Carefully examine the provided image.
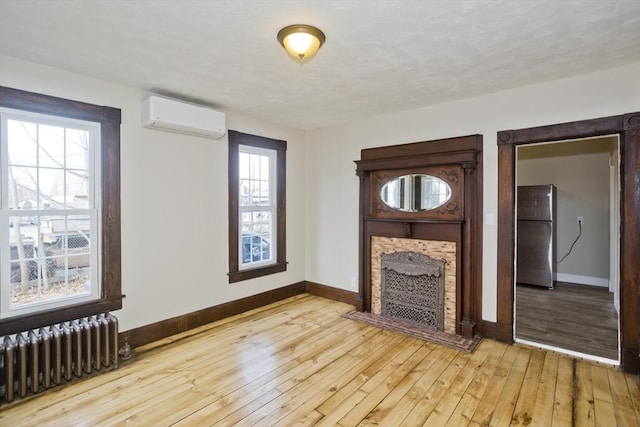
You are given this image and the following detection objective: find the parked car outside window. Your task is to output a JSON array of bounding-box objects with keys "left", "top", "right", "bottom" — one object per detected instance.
[
  {"left": 241, "top": 232, "right": 271, "bottom": 264},
  {"left": 43, "top": 232, "right": 91, "bottom": 273}
]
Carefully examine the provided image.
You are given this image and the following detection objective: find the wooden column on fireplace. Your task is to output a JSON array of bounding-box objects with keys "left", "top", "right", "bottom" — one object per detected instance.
[{"left": 355, "top": 135, "right": 483, "bottom": 338}]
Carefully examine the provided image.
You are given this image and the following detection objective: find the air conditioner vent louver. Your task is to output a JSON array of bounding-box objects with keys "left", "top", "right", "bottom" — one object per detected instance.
[{"left": 141, "top": 96, "right": 226, "bottom": 139}]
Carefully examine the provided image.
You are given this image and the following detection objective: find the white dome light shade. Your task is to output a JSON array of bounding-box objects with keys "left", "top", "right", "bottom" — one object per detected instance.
[{"left": 277, "top": 24, "right": 326, "bottom": 64}]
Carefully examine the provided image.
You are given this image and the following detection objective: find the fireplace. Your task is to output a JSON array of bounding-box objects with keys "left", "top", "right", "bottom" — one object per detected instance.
[
  {"left": 381, "top": 251, "right": 445, "bottom": 330},
  {"left": 371, "top": 237, "right": 457, "bottom": 335},
  {"left": 355, "top": 135, "right": 483, "bottom": 338}
]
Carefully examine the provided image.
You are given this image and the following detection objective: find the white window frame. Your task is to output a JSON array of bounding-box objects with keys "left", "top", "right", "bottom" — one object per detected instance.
[
  {"left": 0, "top": 108, "right": 101, "bottom": 318},
  {"left": 238, "top": 144, "right": 277, "bottom": 270}
]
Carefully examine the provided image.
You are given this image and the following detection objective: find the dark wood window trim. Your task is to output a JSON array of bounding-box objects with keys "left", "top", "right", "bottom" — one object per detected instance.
[
  {"left": 0, "top": 86, "right": 122, "bottom": 336},
  {"left": 496, "top": 112, "right": 640, "bottom": 374},
  {"left": 228, "top": 130, "right": 287, "bottom": 283}
]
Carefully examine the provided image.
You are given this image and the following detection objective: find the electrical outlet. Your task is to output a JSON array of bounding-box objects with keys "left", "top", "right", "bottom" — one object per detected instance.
[
  {"left": 577, "top": 216, "right": 584, "bottom": 224},
  {"left": 350, "top": 277, "right": 358, "bottom": 290}
]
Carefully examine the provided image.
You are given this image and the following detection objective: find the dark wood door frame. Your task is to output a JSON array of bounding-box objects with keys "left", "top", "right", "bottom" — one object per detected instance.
[{"left": 496, "top": 112, "right": 640, "bottom": 374}]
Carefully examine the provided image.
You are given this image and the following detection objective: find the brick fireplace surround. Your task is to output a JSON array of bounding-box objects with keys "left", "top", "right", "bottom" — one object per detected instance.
[{"left": 371, "top": 237, "right": 456, "bottom": 335}]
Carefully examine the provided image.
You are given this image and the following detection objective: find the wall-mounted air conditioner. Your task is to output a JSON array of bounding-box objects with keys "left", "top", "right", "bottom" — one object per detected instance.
[{"left": 141, "top": 96, "right": 226, "bottom": 139}]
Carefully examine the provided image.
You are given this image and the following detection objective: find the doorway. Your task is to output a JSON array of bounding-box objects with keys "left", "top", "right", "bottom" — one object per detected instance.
[
  {"left": 495, "top": 112, "right": 640, "bottom": 375},
  {"left": 514, "top": 136, "right": 620, "bottom": 363}
]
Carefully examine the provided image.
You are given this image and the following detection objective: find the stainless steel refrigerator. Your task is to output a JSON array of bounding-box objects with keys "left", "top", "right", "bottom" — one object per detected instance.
[{"left": 516, "top": 184, "right": 556, "bottom": 289}]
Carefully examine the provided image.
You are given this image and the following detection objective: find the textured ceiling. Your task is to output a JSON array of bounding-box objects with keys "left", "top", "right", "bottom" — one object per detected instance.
[{"left": 0, "top": 0, "right": 638, "bottom": 130}]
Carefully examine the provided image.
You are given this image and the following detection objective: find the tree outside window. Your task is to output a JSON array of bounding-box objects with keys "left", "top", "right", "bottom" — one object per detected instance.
[
  {"left": 0, "top": 86, "right": 121, "bottom": 334},
  {"left": 2, "top": 110, "right": 100, "bottom": 317}
]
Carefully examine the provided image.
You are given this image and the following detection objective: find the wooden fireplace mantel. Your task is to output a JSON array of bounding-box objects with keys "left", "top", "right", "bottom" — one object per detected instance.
[{"left": 355, "top": 135, "right": 483, "bottom": 338}]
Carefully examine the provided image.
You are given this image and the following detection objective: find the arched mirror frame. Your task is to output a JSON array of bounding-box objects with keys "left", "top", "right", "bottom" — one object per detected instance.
[{"left": 496, "top": 112, "right": 640, "bottom": 374}]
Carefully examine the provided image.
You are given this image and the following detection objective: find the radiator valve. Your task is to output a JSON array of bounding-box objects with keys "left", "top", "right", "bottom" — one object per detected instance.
[{"left": 119, "top": 338, "right": 132, "bottom": 360}]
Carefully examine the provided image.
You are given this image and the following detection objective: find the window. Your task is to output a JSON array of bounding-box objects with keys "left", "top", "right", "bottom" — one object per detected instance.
[
  {"left": 239, "top": 145, "right": 275, "bottom": 268},
  {"left": 228, "top": 130, "right": 286, "bottom": 282},
  {"left": 0, "top": 86, "right": 121, "bottom": 334},
  {"left": 1, "top": 110, "right": 100, "bottom": 317}
]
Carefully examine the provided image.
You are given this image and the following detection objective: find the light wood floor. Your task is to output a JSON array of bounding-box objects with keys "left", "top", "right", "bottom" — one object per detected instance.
[
  {"left": 1, "top": 294, "right": 638, "bottom": 426},
  {"left": 516, "top": 282, "right": 619, "bottom": 360}
]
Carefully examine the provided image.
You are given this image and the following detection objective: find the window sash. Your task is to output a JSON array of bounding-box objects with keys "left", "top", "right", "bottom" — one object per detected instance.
[
  {"left": 238, "top": 145, "right": 277, "bottom": 270},
  {"left": 0, "top": 108, "right": 102, "bottom": 318}
]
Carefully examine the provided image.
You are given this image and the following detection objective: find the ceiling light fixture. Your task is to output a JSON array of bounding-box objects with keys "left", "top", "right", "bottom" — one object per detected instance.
[{"left": 277, "top": 24, "right": 326, "bottom": 64}]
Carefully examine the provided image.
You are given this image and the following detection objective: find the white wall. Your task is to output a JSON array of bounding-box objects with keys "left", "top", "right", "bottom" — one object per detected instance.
[
  {"left": 305, "top": 62, "right": 640, "bottom": 322},
  {"left": 0, "top": 54, "right": 307, "bottom": 332},
  {"left": 2, "top": 52, "right": 638, "bottom": 330}
]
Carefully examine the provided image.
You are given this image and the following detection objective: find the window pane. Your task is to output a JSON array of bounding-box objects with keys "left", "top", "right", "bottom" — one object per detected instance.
[
  {"left": 241, "top": 211, "right": 251, "bottom": 225},
  {"left": 8, "top": 213, "right": 93, "bottom": 310},
  {"left": 240, "top": 152, "right": 271, "bottom": 208},
  {"left": 239, "top": 152, "right": 249, "bottom": 179},
  {"left": 239, "top": 178, "right": 250, "bottom": 206},
  {"left": 249, "top": 180, "right": 261, "bottom": 205},
  {"left": 7, "top": 119, "right": 37, "bottom": 167},
  {"left": 38, "top": 168, "right": 59, "bottom": 209},
  {"left": 38, "top": 124, "right": 65, "bottom": 168},
  {"left": 240, "top": 208, "right": 272, "bottom": 266},
  {"left": 252, "top": 210, "right": 271, "bottom": 227},
  {"left": 7, "top": 120, "right": 92, "bottom": 211},
  {"left": 240, "top": 230, "right": 271, "bottom": 265},
  {"left": 65, "top": 169, "right": 90, "bottom": 209},
  {"left": 8, "top": 233, "right": 37, "bottom": 285},
  {"left": 260, "top": 156, "right": 269, "bottom": 181},
  {"left": 8, "top": 165, "right": 38, "bottom": 210},
  {"left": 65, "top": 128, "right": 90, "bottom": 169},
  {"left": 249, "top": 154, "right": 261, "bottom": 180},
  {"left": 2, "top": 108, "right": 101, "bottom": 317},
  {"left": 39, "top": 167, "right": 63, "bottom": 208},
  {"left": 260, "top": 181, "right": 270, "bottom": 202}
]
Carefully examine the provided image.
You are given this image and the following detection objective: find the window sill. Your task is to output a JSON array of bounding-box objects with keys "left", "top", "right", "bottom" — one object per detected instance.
[
  {"left": 228, "top": 262, "right": 287, "bottom": 283},
  {"left": 0, "top": 296, "right": 123, "bottom": 336}
]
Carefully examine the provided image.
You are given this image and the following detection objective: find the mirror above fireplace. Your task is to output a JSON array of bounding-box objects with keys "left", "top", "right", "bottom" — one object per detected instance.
[{"left": 380, "top": 174, "right": 452, "bottom": 212}]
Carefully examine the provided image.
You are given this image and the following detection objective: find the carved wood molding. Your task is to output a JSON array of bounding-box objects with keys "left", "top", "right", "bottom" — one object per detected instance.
[
  {"left": 356, "top": 134, "right": 483, "bottom": 339},
  {"left": 370, "top": 166, "right": 464, "bottom": 221}
]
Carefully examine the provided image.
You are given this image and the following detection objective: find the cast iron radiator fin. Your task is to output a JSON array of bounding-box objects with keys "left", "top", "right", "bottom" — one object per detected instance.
[{"left": 0, "top": 313, "right": 118, "bottom": 404}]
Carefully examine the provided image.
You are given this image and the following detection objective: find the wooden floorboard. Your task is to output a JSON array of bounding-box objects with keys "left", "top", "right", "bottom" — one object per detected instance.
[
  {"left": 516, "top": 281, "right": 619, "bottom": 360},
  {"left": 1, "top": 294, "right": 637, "bottom": 426}
]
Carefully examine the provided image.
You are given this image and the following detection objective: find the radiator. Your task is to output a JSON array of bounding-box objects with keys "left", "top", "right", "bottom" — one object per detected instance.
[{"left": 0, "top": 313, "right": 118, "bottom": 404}]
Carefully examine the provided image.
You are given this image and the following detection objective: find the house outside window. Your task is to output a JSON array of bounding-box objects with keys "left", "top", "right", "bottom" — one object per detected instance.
[
  {"left": 1, "top": 109, "right": 101, "bottom": 318},
  {"left": 228, "top": 130, "right": 286, "bottom": 283},
  {"left": 0, "top": 86, "right": 121, "bottom": 335}
]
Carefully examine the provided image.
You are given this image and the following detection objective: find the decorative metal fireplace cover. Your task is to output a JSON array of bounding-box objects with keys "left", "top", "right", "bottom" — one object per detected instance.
[{"left": 381, "top": 251, "right": 445, "bottom": 330}]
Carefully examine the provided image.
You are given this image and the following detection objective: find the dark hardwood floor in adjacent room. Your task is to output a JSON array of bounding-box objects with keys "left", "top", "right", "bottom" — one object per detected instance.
[{"left": 516, "top": 281, "right": 619, "bottom": 360}]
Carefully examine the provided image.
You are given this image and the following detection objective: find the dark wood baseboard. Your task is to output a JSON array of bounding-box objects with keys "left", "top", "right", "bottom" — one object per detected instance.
[
  {"left": 119, "top": 281, "right": 361, "bottom": 350},
  {"left": 119, "top": 279, "right": 496, "bottom": 352},
  {"left": 479, "top": 320, "right": 497, "bottom": 340},
  {"left": 120, "top": 282, "right": 306, "bottom": 350},
  {"left": 304, "top": 281, "right": 360, "bottom": 307}
]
